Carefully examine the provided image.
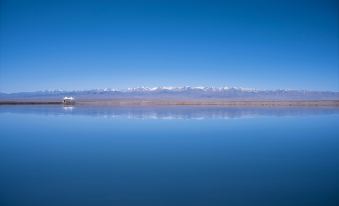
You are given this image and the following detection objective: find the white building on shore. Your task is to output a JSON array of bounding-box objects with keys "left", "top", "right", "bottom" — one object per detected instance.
[{"left": 63, "top": 97, "right": 75, "bottom": 105}]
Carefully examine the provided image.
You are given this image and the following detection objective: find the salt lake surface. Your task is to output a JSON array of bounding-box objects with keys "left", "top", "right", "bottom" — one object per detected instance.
[{"left": 1, "top": 105, "right": 339, "bottom": 206}]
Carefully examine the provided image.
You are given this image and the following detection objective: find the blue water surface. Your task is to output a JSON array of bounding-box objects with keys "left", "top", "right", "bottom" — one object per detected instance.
[{"left": 0, "top": 105, "right": 339, "bottom": 206}]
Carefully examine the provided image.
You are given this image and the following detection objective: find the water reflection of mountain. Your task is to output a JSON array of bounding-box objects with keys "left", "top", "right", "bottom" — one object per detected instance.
[{"left": 1, "top": 105, "right": 339, "bottom": 120}]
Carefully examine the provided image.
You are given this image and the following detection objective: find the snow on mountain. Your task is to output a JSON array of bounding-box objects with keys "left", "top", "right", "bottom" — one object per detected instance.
[{"left": 122, "top": 86, "right": 257, "bottom": 92}]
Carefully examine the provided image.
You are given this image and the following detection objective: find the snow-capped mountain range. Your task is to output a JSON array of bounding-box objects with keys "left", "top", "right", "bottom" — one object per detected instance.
[{"left": 1, "top": 86, "right": 339, "bottom": 100}]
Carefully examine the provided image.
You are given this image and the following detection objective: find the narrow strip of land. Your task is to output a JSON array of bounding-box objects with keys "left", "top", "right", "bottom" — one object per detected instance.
[
  {"left": 1, "top": 99, "right": 339, "bottom": 107},
  {"left": 0, "top": 101, "right": 62, "bottom": 105}
]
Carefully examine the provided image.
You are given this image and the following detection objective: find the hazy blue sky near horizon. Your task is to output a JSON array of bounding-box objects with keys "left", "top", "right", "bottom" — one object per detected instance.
[{"left": 0, "top": 0, "right": 338, "bottom": 92}]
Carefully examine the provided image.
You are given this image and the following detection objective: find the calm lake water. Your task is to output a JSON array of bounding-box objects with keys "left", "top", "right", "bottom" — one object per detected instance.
[{"left": 1, "top": 105, "right": 339, "bottom": 206}]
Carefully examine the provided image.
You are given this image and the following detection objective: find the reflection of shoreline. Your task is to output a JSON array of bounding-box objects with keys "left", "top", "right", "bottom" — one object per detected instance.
[{"left": 1, "top": 105, "right": 339, "bottom": 120}]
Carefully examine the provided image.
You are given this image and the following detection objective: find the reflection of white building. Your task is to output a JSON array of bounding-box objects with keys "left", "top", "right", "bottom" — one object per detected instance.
[
  {"left": 63, "top": 97, "right": 75, "bottom": 105},
  {"left": 63, "top": 106, "right": 74, "bottom": 111}
]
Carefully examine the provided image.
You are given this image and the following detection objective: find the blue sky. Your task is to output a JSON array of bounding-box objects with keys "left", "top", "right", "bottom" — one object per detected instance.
[{"left": 0, "top": 0, "right": 338, "bottom": 92}]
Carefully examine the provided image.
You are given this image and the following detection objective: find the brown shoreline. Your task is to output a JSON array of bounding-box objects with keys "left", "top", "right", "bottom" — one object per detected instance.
[
  {"left": 1, "top": 99, "right": 339, "bottom": 107},
  {"left": 0, "top": 101, "right": 62, "bottom": 105}
]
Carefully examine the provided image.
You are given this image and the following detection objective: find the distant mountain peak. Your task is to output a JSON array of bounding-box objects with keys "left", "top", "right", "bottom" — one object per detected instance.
[{"left": 1, "top": 86, "right": 338, "bottom": 101}]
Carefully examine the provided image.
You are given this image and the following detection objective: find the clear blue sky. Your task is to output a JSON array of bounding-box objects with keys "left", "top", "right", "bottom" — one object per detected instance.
[{"left": 0, "top": 0, "right": 338, "bottom": 92}]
